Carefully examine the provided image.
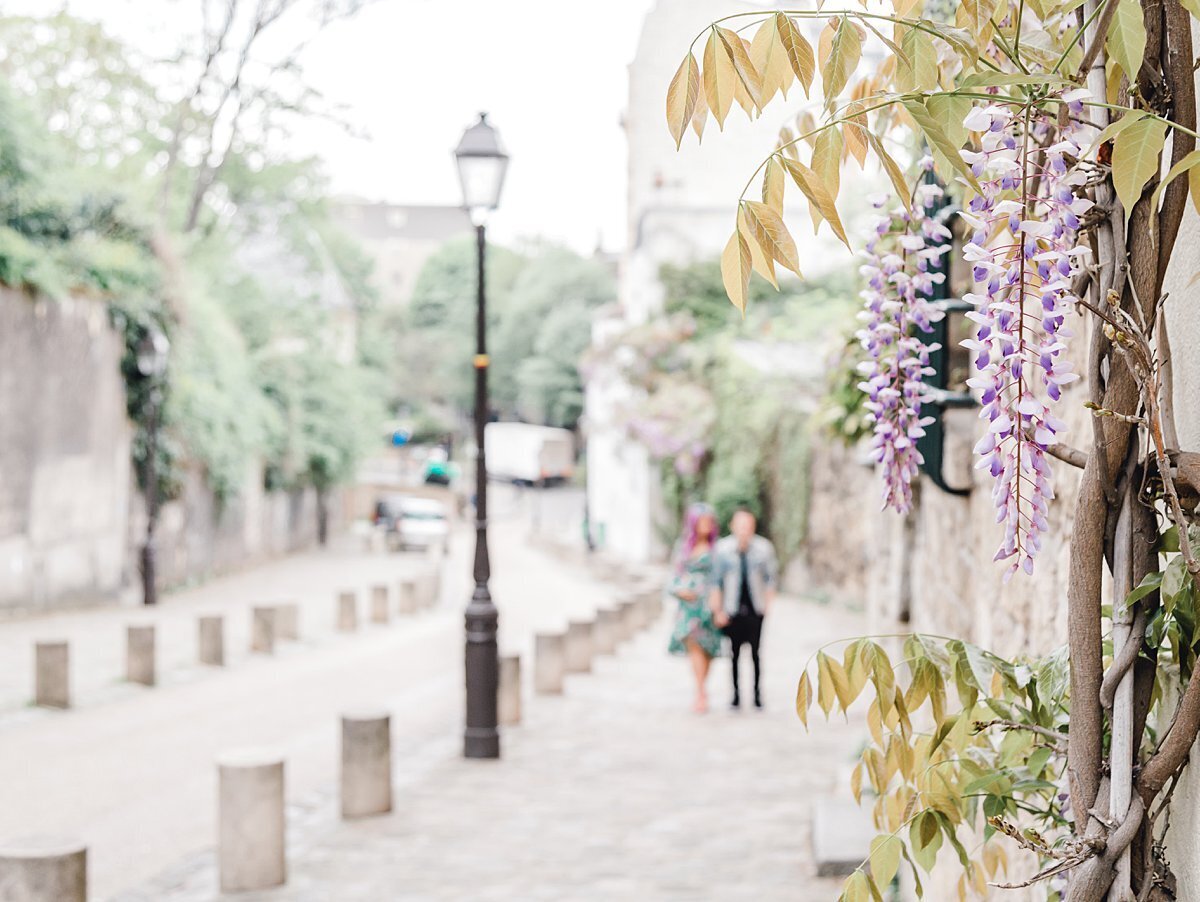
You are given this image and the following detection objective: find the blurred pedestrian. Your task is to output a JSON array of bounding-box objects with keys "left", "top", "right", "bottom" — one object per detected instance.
[
  {"left": 667, "top": 503, "right": 722, "bottom": 714},
  {"left": 710, "top": 508, "right": 777, "bottom": 710}
]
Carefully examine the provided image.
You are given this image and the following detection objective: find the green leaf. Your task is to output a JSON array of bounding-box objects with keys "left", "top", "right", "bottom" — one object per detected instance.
[
  {"left": 869, "top": 835, "right": 902, "bottom": 887},
  {"left": 843, "top": 870, "right": 873, "bottom": 902},
  {"left": 1163, "top": 556, "right": 1189, "bottom": 611},
  {"left": 1112, "top": 116, "right": 1167, "bottom": 220},
  {"left": 1181, "top": 0, "right": 1200, "bottom": 19},
  {"left": 960, "top": 71, "right": 1072, "bottom": 89},
  {"left": 1107, "top": 0, "right": 1148, "bottom": 81},
  {"left": 902, "top": 98, "right": 979, "bottom": 191},
  {"left": 817, "top": 651, "right": 838, "bottom": 715},
  {"left": 898, "top": 27, "right": 938, "bottom": 92},
  {"left": 822, "top": 16, "right": 862, "bottom": 102},
  {"left": 1086, "top": 109, "right": 1149, "bottom": 156},
  {"left": 1160, "top": 525, "right": 1181, "bottom": 553},
  {"left": 910, "top": 811, "right": 943, "bottom": 871},
  {"left": 1123, "top": 570, "right": 1164, "bottom": 611}
]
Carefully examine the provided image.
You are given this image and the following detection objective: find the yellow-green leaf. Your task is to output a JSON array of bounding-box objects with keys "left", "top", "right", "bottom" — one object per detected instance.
[
  {"left": 716, "top": 25, "right": 763, "bottom": 112},
  {"left": 866, "top": 132, "right": 910, "bottom": 201},
  {"left": 843, "top": 101, "right": 869, "bottom": 168},
  {"left": 902, "top": 99, "right": 979, "bottom": 190},
  {"left": 843, "top": 870, "right": 872, "bottom": 902},
  {"left": 816, "top": 651, "right": 837, "bottom": 716},
  {"left": 738, "top": 205, "right": 778, "bottom": 287},
  {"left": 703, "top": 28, "right": 736, "bottom": 128},
  {"left": 742, "top": 200, "right": 802, "bottom": 275},
  {"left": 781, "top": 157, "right": 850, "bottom": 247},
  {"left": 762, "top": 155, "right": 786, "bottom": 210},
  {"left": 776, "top": 13, "right": 816, "bottom": 97},
  {"left": 1107, "top": 0, "right": 1147, "bottom": 81},
  {"left": 665, "top": 53, "right": 701, "bottom": 150},
  {"left": 870, "top": 835, "right": 902, "bottom": 888},
  {"left": 720, "top": 226, "right": 752, "bottom": 312},
  {"left": 1151, "top": 148, "right": 1200, "bottom": 213},
  {"left": 1181, "top": 0, "right": 1200, "bottom": 20},
  {"left": 751, "top": 14, "right": 793, "bottom": 105},
  {"left": 1112, "top": 115, "right": 1167, "bottom": 219},
  {"left": 796, "top": 669, "right": 813, "bottom": 726},
  {"left": 955, "top": 0, "right": 999, "bottom": 40},
  {"left": 812, "top": 125, "right": 843, "bottom": 200},
  {"left": 897, "top": 26, "right": 938, "bottom": 92},
  {"left": 820, "top": 17, "right": 862, "bottom": 103},
  {"left": 1085, "top": 108, "right": 1147, "bottom": 155}
]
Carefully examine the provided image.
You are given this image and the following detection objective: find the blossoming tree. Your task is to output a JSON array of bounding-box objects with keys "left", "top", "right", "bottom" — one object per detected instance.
[{"left": 665, "top": 3, "right": 1200, "bottom": 899}]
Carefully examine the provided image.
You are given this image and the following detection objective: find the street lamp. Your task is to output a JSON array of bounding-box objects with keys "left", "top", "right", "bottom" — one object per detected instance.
[
  {"left": 454, "top": 112, "right": 508, "bottom": 760},
  {"left": 136, "top": 325, "right": 170, "bottom": 606}
]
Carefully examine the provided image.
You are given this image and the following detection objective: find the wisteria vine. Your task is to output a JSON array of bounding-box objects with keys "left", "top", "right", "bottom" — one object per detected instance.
[
  {"left": 958, "top": 95, "right": 1091, "bottom": 576},
  {"left": 857, "top": 95, "right": 1091, "bottom": 576},
  {"left": 856, "top": 163, "right": 952, "bottom": 514}
]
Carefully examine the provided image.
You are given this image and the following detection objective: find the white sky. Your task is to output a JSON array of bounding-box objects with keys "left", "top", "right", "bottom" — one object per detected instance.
[{"left": 15, "top": 0, "right": 658, "bottom": 252}]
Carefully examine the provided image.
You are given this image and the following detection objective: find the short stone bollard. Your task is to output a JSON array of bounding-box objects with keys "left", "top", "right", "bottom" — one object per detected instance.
[
  {"left": 397, "top": 579, "right": 418, "bottom": 615},
  {"left": 498, "top": 654, "right": 521, "bottom": 726},
  {"left": 618, "top": 599, "right": 639, "bottom": 642},
  {"left": 275, "top": 603, "right": 300, "bottom": 641},
  {"left": 593, "top": 609, "right": 619, "bottom": 655},
  {"left": 34, "top": 641, "right": 70, "bottom": 709},
  {"left": 370, "top": 585, "right": 390, "bottom": 624},
  {"left": 198, "top": 616, "right": 225, "bottom": 666},
  {"left": 564, "top": 620, "right": 594, "bottom": 674},
  {"left": 126, "top": 625, "right": 156, "bottom": 687},
  {"left": 638, "top": 592, "right": 660, "bottom": 629},
  {"left": 337, "top": 591, "right": 358, "bottom": 632},
  {"left": 340, "top": 712, "right": 392, "bottom": 819},
  {"left": 0, "top": 836, "right": 87, "bottom": 901},
  {"left": 534, "top": 632, "right": 566, "bottom": 695},
  {"left": 217, "top": 750, "right": 286, "bottom": 892},
  {"left": 427, "top": 568, "right": 442, "bottom": 608},
  {"left": 251, "top": 606, "right": 276, "bottom": 655}
]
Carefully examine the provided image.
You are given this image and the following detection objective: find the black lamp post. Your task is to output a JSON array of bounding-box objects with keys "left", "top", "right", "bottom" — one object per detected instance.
[
  {"left": 136, "top": 325, "right": 170, "bottom": 606},
  {"left": 454, "top": 112, "right": 509, "bottom": 760}
]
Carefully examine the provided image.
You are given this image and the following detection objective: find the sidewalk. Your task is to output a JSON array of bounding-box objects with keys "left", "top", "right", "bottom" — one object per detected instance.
[
  {"left": 0, "top": 535, "right": 441, "bottom": 718},
  {"left": 127, "top": 553, "right": 869, "bottom": 901}
]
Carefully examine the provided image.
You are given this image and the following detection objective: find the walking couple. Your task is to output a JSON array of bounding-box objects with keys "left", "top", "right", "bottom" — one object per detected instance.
[{"left": 667, "top": 502, "right": 778, "bottom": 714}]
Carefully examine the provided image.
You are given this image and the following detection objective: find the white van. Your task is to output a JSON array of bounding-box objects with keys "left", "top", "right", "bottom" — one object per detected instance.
[{"left": 484, "top": 422, "right": 574, "bottom": 486}]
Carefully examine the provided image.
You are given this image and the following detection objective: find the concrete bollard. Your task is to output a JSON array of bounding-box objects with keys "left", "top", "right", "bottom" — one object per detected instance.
[
  {"left": 198, "top": 616, "right": 225, "bottom": 666},
  {"left": 340, "top": 712, "right": 392, "bottom": 819},
  {"left": 499, "top": 654, "right": 521, "bottom": 726},
  {"left": 126, "top": 625, "right": 156, "bottom": 687},
  {"left": 275, "top": 603, "right": 299, "bottom": 641},
  {"left": 217, "top": 750, "right": 286, "bottom": 892},
  {"left": 534, "top": 632, "right": 566, "bottom": 695},
  {"left": 337, "top": 591, "right": 358, "bottom": 632},
  {"left": 0, "top": 837, "right": 87, "bottom": 901},
  {"left": 34, "top": 641, "right": 70, "bottom": 709},
  {"left": 618, "top": 599, "right": 638, "bottom": 642},
  {"left": 564, "top": 620, "right": 594, "bottom": 674},
  {"left": 251, "top": 607, "right": 276, "bottom": 654},
  {"left": 397, "top": 579, "right": 418, "bottom": 615},
  {"left": 370, "top": 585, "right": 390, "bottom": 624},
  {"left": 593, "top": 609, "right": 619, "bottom": 655},
  {"left": 427, "top": 568, "right": 442, "bottom": 608}
]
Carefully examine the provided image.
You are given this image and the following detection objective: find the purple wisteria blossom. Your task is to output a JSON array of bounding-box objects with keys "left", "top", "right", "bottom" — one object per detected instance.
[
  {"left": 856, "top": 167, "right": 953, "bottom": 514},
  {"left": 958, "top": 94, "right": 1092, "bottom": 577}
]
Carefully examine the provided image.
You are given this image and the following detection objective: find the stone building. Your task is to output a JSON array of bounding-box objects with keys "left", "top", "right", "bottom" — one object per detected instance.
[
  {"left": 331, "top": 201, "right": 472, "bottom": 308},
  {"left": 584, "top": 0, "right": 848, "bottom": 563}
]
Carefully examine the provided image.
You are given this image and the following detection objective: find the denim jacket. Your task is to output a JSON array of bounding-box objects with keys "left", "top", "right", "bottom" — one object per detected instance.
[{"left": 712, "top": 535, "right": 778, "bottom": 616}]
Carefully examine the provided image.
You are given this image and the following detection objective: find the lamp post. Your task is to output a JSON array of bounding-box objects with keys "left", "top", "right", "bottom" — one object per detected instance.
[
  {"left": 454, "top": 112, "right": 509, "bottom": 759},
  {"left": 136, "top": 325, "right": 170, "bottom": 606}
]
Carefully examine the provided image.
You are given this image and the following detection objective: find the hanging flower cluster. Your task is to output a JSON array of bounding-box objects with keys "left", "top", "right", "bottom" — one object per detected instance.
[
  {"left": 958, "top": 95, "right": 1091, "bottom": 576},
  {"left": 856, "top": 167, "right": 953, "bottom": 514}
]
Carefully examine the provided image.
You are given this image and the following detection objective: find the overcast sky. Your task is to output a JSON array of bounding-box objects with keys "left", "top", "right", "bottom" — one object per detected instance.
[{"left": 14, "top": 0, "right": 657, "bottom": 252}]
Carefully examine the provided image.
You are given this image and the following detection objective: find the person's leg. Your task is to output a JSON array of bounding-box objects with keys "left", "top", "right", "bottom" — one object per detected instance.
[
  {"left": 729, "top": 620, "right": 743, "bottom": 707},
  {"left": 749, "top": 615, "right": 764, "bottom": 707},
  {"left": 686, "top": 640, "right": 708, "bottom": 712}
]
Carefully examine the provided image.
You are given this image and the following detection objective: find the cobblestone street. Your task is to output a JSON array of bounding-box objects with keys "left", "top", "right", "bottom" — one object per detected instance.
[{"left": 123, "top": 521, "right": 868, "bottom": 900}]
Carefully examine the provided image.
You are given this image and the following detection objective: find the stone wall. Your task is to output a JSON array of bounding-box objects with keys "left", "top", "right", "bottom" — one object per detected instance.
[
  {"left": 0, "top": 288, "right": 342, "bottom": 613},
  {"left": 0, "top": 290, "right": 132, "bottom": 611}
]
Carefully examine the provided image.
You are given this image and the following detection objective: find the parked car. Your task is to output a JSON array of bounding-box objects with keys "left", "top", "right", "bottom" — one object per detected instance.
[{"left": 374, "top": 495, "right": 449, "bottom": 552}]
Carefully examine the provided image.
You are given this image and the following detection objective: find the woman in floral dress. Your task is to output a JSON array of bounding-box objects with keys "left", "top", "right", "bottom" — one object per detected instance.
[{"left": 667, "top": 503, "right": 723, "bottom": 713}]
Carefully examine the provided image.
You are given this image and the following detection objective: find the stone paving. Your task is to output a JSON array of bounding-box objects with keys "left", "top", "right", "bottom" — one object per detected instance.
[{"left": 130, "top": 569, "right": 869, "bottom": 901}]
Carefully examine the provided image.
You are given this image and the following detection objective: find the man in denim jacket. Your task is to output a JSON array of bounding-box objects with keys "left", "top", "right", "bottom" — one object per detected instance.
[{"left": 709, "top": 508, "right": 778, "bottom": 709}]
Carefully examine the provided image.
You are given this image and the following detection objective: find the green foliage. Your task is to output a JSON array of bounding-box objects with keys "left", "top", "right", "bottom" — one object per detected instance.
[{"left": 403, "top": 238, "right": 615, "bottom": 428}]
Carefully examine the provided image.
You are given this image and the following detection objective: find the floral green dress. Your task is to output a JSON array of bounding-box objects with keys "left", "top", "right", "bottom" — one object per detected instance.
[{"left": 667, "top": 550, "right": 723, "bottom": 658}]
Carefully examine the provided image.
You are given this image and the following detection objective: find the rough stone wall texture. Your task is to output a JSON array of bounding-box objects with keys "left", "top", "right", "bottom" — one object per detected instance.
[
  {"left": 0, "top": 290, "right": 132, "bottom": 611},
  {"left": 0, "top": 288, "right": 341, "bottom": 613}
]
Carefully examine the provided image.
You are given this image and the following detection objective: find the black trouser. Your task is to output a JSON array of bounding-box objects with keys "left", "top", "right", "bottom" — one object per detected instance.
[{"left": 725, "top": 611, "right": 763, "bottom": 702}]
